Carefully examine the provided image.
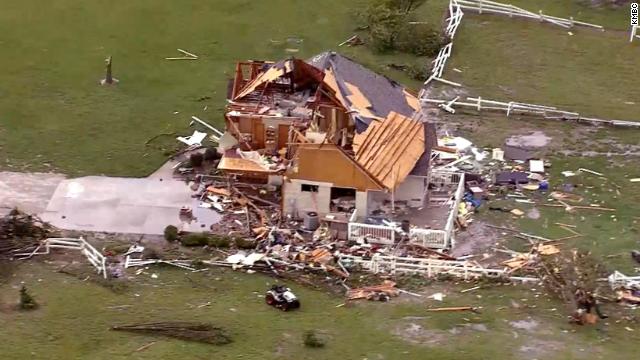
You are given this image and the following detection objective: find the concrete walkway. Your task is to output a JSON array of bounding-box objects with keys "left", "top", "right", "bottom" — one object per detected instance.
[
  {"left": 0, "top": 172, "right": 66, "bottom": 216},
  {"left": 1, "top": 157, "right": 221, "bottom": 235}
]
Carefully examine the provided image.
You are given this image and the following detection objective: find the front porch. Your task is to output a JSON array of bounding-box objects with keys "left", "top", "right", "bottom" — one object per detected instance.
[{"left": 346, "top": 170, "right": 465, "bottom": 250}]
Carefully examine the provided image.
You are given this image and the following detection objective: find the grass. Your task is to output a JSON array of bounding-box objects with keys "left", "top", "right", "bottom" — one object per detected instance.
[
  {"left": 2, "top": 1, "right": 640, "bottom": 358},
  {"left": 443, "top": 4, "right": 640, "bottom": 121},
  {"left": 0, "top": 0, "right": 414, "bottom": 177},
  {"left": 2, "top": 262, "right": 640, "bottom": 360}
]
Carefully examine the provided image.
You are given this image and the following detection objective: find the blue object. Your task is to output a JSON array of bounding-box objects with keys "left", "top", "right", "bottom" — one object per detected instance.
[
  {"left": 463, "top": 191, "right": 482, "bottom": 208},
  {"left": 539, "top": 181, "right": 549, "bottom": 190}
]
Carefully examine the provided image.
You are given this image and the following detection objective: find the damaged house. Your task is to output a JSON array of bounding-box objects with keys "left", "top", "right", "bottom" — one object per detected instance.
[{"left": 218, "top": 52, "right": 464, "bottom": 249}]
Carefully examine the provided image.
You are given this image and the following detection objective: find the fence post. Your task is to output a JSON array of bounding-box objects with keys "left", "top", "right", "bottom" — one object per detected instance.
[{"left": 479, "top": 0, "right": 483, "bottom": 14}]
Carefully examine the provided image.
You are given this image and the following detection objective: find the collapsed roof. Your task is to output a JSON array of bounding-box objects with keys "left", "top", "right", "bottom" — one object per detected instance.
[
  {"left": 232, "top": 52, "right": 421, "bottom": 133},
  {"left": 353, "top": 112, "right": 425, "bottom": 189},
  {"left": 307, "top": 52, "right": 420, "bottom": 132}
]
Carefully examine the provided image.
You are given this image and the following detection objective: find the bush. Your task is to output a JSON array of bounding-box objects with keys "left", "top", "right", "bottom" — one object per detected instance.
[
  {"left": 396, "top": 23, "right": 446, "bottom": 57},
  {"left": 303, "top": 330, "right": 326, "bottom": 348},
  {"left": 19, "top": 285, "right": 38, "bottom": 310},
  {"left": 204, "top": 147, "right": 221, "bottom": 162},
  {"left": 359, "top": 3, "right": 404, "bottom": 53},
  {"left": 234, "top": 237, "right": 257, "bottom": 250},
  {"left": 180, "top": 233, "right": 211, "bottom": 247},
  {"left": 208, "top": 235, "right": 231, "bottom": 248},
  {"left": 405, "top": 62, "right": 430, "bottom": 81},
  {"left": 164, "top": 225, "right": 179, "bottom": 242},
  {"left": 190, "top": 152, "right": 204, "bottom": 168}
]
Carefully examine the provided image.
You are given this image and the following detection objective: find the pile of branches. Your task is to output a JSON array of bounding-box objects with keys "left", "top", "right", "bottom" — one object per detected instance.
[
  {"left": 534, "top": 248, "right": 608, "bottom": 310},
  {"left": 0, "top": 209, "right": 51, "bottom": 259},
  {"left": 111, "top": 322, "right": 232, "bottom": 345}
]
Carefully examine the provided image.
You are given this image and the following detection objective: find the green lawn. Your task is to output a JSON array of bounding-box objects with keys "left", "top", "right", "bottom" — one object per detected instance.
[
  {"left": 2, "top": 262, "right": 640, "bottom": 360},
  {"left": 443, "top": 3, "right": 640, "bottom": 121},
  {"left": 0, "top": 0, "right": 391, "bottom": 176}
]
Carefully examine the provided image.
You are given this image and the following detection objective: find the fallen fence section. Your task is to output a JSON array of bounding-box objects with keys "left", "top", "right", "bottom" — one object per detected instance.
[
  {"left": 455, "top": 0, "right": 603, "bottom": 30},
  {"left": 421, "top": 96, "right": 640, "bottom": 129},
  {"left": 338, "top": 253, "right": 538, "bottom": 283},
  {"left": 124, "top": 257, "right": 196, "bottom": 271},
  {"left": 425, "top": 1, "right": 464, "bottom": 87},
  {"left": 608, "top": 271, "right": 640, "bottom": 289},
  {"left": 16, "top": 238, "right": 108, "bottom": 278}
]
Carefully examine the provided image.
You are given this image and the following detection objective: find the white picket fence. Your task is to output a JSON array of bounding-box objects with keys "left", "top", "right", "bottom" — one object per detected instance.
[
  {"left": 422, "top": 96, "right": 640, "bottom": 128},
  {"left": 455, "top": 0, "right": 603, "bottom": 30},
  {"left": 336, "top": 253, "right": 535, "bottom": 281},
  {"left": 18, "top": 238, "right": 108, "bottom": 278}
]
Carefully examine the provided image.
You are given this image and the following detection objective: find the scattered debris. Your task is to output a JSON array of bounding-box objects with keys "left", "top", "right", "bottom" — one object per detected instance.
[
  {"left": 426, "top": 306, "right": 479, "bottom": 313},
  {"left": 347, "top": 280, "right": 399, "bottom": 302},
  {"left": 166, "top": 48, "right": 199, "bottom": 60}
]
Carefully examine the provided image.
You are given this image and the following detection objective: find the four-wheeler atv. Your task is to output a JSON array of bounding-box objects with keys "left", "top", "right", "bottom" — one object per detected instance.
[{"left": 265, "top": 285, "right": 300, "bottom": 311}]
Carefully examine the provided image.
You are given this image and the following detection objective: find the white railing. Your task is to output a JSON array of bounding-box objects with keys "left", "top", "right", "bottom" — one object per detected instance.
[
  {"left": 430, "top": 169, "right": 463, "bottom": 187},
  {"left": 422, "top": 96, "right": 640, "bottom": 128},
  {"left": 608, "top": 271, "right": 640, "bottom": 289},
  {"left": 348, "top": 222, "right": 395, "bottom": 245},
  {"left": 429, "top": 42, "right": 453, "bottom": 80},
  {"left": 124, "top": 257, "right": 196, "bottom": 271},
  {"left": 409, "top": 228, "right": 447, "bottom": 248},
  {"left": 19, "top": 238, "right": 108, "bottom": 278},
  {"left": 446, "top": 0, "right": 465, "bottom": 38},
  {"left": 455, "top": 0, "right": 603, "bottom": 30},
  {"left": 444, "top": 172, "right": 465, "bottom": 249},
  {"left": 425, "top": 0, "right": 464, "bottom": 87},
  {"left": 338, "top": 253, "right": 517, "bottom": 280}
]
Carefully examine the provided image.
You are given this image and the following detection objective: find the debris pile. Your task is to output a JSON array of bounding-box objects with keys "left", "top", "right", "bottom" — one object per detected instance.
[
  {"left": 347, "top": 280, "right": 399, "bottom": 302},
  {"left": 0, "top": 209, "right": 51, "bottom": 259},
  {"left": 112, "top": 322, "right": 232, "bottom": 345}
]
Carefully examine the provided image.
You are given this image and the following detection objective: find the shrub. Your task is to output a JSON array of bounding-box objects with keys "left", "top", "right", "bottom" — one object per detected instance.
[
  {"left": 405, "top": 62, "right": 430, "bottom": 81},
  {"left": 180, "top": 233, "right": 211, "bottom": 247},
  {"left": 359, "top": 3, "right": 404, "bottom": 53},
  {"left": 396, "top": 23, "right": 446, "bottom": 57},
  {"left": 189, "top": 152, "right": 204, "bottom": 168},
  {"left": 19, "top": 285, "right": 38, "bottom": 310},
  {"left": 303, "top": 330, "right": 326, "bottom": 348},
  {"left": 234, "top": 237, "right": 256, "bottom": 250},
  {"left": 164, "top": 225, "right": 179, "bottom": 242},
  {"left": 208, "top": 235, "right": 231, "bottom": 248}
]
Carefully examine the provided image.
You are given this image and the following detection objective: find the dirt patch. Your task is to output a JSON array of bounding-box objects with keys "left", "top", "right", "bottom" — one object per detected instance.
[
  {"left": 393, "top": 323, "right": 449, "bottom": 346},
  {"left": 519, "top": 339, "right": 565, "bottom": 359},
  {"left": 451, "top": 221, "right": 501, "bottom": 259},
  {"left": 505, "top": 131, "right": 551, "bottom": 148},
  {"left": 510, "top": 319, "right": 540, "bottom": 332}
]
